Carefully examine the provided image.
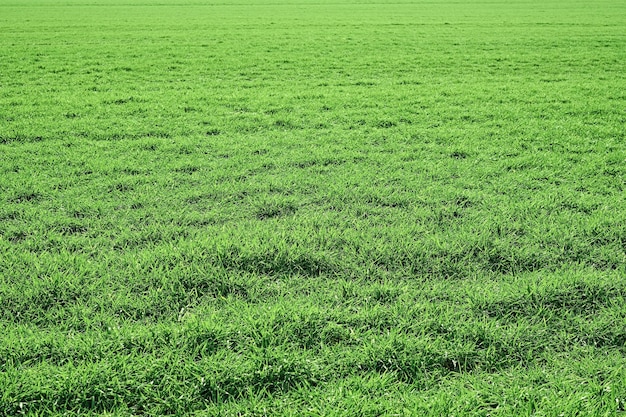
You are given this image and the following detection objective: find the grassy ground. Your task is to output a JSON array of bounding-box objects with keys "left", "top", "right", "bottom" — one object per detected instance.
[{"left": 1, "top": 0, "right": 625, "bottom": 415}]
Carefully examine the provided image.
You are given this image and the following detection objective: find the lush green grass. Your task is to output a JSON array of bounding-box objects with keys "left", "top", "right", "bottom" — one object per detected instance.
[{"left": 1, "top": 0, "right": 626, "bottom": 415}]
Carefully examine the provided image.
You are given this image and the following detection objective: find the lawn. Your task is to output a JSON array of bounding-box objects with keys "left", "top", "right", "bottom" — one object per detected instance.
[{"left": 1, "top": 0, "right": 625, "bottom": 415}]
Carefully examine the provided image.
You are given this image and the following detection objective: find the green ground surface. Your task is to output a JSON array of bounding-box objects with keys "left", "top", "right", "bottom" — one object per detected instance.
[{"left": 1, "top": 0, "right": 625, "bottom": 415}]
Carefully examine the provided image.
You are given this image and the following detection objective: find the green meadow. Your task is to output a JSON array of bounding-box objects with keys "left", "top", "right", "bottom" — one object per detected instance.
[{"left": 1, "top": 0, "right": 625, "bottom": 415}]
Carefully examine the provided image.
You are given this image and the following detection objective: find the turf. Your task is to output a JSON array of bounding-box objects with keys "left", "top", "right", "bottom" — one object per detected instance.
[{"left": 1, "top": 0, "right": 625, "bottom": 415}]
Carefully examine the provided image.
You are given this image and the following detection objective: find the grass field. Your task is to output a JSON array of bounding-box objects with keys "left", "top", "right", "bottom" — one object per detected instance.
[{"left": 1, "top": 0, "right": 626, "bottom": 415}]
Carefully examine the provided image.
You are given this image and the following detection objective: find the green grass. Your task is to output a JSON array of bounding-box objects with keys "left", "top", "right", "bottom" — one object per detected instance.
[{"left": 1, "top": 0, "right": 626, "bottom": 415}]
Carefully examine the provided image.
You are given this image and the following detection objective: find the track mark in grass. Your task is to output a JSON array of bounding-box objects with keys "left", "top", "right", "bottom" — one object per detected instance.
[
  {"left": 255, "top": 201, "right": 297, "bottom": 220},
  {"left": 185, "top": 193, "right": 216, "bottom": 205},
  {"left": 433, "top": 206, "right": 464, "bottom": 224},
  {"left": 108, "top": 182, "right": 134, "bottom": 193},
  {"left": 292, "top": 159, "right": 318, "bottom": 169},
  {"left": 397, "top": 79, "right": 422, "bottom": 85},
  {"left": 276, "top": 310, "right": 354, "bottom": 350},
  {"left": 174, "top": 165, "right": 200, "bottom": 174},
  {"left": 139, "top": 142, "right": 159, "bottom": 151},
  {"left": 450, "top": 150, "right": 469, "bottom": 159},
  {"left": 113, "top": 229, "right": 188, "bottom": 251},
  {"left": 177, "top": 144, "right": 196, "bottom": 155},
  {"left": 8, "top": 191, "right": 41, "bottom": 203},
  {"left": 3, "top": 164, "right": 19, "bottom": 174},
  {"left": 583, "top": 323, "right": 626, "bottom": 349},
  {"left": 292, "top": 158, "right": 344, "bottom": 169},
  {"left": 180, "top": 272, "right": 249, "bottom": 300},
  {"left": 68, "top": 205, "right": 99, "bottom": 219},
  {"left": 0, "top": 134, "right": 44, "bottom": 144},
  {"left": 2, "top": 279, "right": 87, "bottom": 325},
  {"left": 53, "top": 222, "right": 88, "bottom": 236},
  {"left": 198, "top": 352, "right": 320, "bottom": 403},
  {"left": 6, "top": 230, "right": 29, "bottom": 243},
  {"left": 90, "top": 131, "right": 171, "bottom": 141},
  {"left": 363, "top": 193, "right": 410, "bottom": 209},
  {"left": 205, "top": 129, "right": 221, "bottom": 136},
  {"left": 375, "top": 120, "right": 397, "bottom": 129},
  {"left": 273, "top": 119, "right": 298, "bottom": 130},
  {"left": 355, "top": 338, "right": 484, "bottom": 384},
  {"left": 482, "top": 246, "right": 544, "bottom": 275},
  {"left": 0, "top": 209, "right": 21, "bottom": 221},
  {"left": 216, "top": 245, "right": 337, "bottom": 278},
  {"left": 476, "top": 281, "right": 626, "bottom": 320},
  {"left": 103, "top": 96, "right": 143, "bottom": 105},
  {"left": 119, "top": 168, "right": 143, "bottom": 176}
]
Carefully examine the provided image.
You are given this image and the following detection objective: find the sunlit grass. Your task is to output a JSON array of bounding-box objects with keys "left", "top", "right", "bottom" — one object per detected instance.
[{"left": 1, "top": 0, "right": 625, "bottom": 415}]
